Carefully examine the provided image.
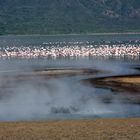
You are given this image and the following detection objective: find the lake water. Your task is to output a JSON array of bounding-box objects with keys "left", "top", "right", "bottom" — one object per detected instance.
[
  {"left": 0, "top": 34, "right": 139, "bottom": 121},
  {"left": 0, "top": 34, "right": 140, "bottom": 47}
]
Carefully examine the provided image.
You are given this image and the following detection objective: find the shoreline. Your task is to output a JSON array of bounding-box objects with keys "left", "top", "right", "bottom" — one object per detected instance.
[
  {"left": 0, "top": 118, "right": 139, "bottom": 140},
  {"left": 84, "top": 74, "right": 140, "bottom": 94}
]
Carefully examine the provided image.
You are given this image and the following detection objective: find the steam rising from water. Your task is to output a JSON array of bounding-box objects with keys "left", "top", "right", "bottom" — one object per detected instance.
[{"left": 0, "top": 58, "right": 139, "bottom": 121}]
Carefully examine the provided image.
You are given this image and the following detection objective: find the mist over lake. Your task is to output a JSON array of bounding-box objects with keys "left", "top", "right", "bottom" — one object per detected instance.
[{"left": 0, "top": 34, "right": 140, "bottom": 121}]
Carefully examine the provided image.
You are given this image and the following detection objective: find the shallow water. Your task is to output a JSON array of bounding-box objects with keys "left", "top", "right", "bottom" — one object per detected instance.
[
  {"left": 0, "top": 35, "right": 139, "bottom": 121},
  {"left": 0, "top": 34, "right": 140, "bottom": 47}
]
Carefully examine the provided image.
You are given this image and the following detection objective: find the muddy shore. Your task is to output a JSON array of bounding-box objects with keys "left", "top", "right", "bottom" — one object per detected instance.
[{"left": 83, "top": 74, "right": 140, "bottom": 94}]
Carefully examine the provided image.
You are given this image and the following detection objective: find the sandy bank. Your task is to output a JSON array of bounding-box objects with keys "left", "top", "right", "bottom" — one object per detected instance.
[
  {"left": 104, "top": 75, "right": 140, "bottom": 84},
  {"left": 0, "top": 118, "right": 139, "bottom": 140},
  {"left": 84, "top": 75, "right": 140, "bottom": 94}
]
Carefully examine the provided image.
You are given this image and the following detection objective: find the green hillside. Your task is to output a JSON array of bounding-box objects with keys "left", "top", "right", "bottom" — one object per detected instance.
[{"left": 0, "top": 0, "right": 140, "bottom": 35}]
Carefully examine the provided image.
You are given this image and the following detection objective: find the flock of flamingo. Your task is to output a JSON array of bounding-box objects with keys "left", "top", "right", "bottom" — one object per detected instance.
[{"left": 0, "top": 43, "right": 140, "bottom": 59}]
